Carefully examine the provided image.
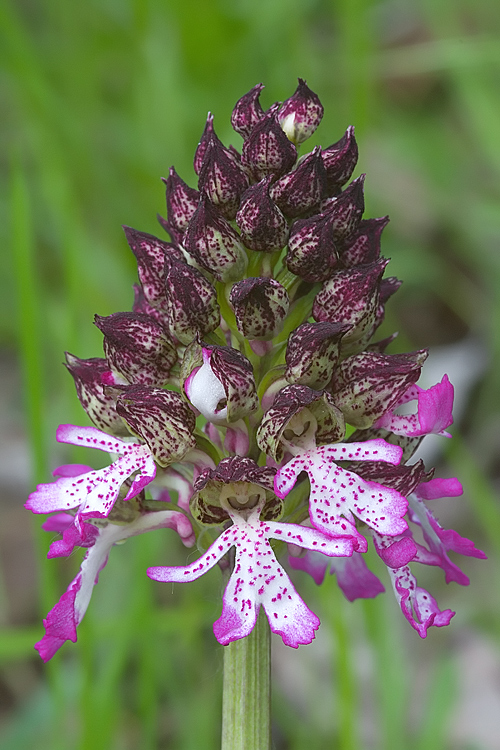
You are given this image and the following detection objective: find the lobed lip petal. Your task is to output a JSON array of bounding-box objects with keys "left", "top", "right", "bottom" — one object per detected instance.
[
  {"left": 275, "top": 440, "right": 406, "bottom": 551},
  {"left": 36, "top": 509, "right": 194, "bottom": 660},
  {"left": 149, "top": 504, "right": 352, "bottom": 648}
]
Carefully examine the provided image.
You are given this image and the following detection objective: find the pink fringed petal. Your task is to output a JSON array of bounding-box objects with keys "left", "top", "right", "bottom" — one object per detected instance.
[
  {"left": 373, "top": 531, "right": 455, "bottom": 637},
  {"left": 26, "top": 441, "right": 155, "bottom": 521},
  {"left": 409, "top": 478, "right": 486, "bottom": 585}
]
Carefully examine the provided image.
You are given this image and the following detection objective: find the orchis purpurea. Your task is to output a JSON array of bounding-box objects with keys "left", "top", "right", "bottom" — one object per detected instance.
[{"left": 28, "top": 78, "right": 484, "bottom": 662}]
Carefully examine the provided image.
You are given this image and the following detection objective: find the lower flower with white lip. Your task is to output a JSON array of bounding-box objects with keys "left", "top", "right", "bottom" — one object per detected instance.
[{"left": 148, "top": 493, "right": 354, "bottom": 648}]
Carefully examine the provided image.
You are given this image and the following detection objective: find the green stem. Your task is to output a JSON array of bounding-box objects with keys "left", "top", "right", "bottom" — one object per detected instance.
[{"left": 221, "top": 609, "right": 271, "bottom": 750}]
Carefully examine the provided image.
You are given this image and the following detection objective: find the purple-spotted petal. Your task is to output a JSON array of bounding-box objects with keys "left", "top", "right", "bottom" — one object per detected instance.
[
  {"left": 36, "top": 509, "right": 194, "bottom": 660},
  {"left": 275, "top": 440, "right": 406, "bottom": 550},
  {"left": 409, "top": 478, "right": 486, "bottom": 584},
  {"left": 149, "top": 504, "right": 352, "bottom": 648},
  {"left": 26, "top": 425, "right": 156, "bottom": 520}
]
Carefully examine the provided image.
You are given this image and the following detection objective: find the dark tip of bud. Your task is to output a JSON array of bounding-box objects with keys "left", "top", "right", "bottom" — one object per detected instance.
[
  {"left": 339, "top": 216, "right": 389, "bottom": 267},
  {"left": 322, "top": 174, "right": 365, "bottom": 242},
  {"left": 322, "top": 126, "right": 359, "bottom": 194},
  {"left": 162, "top": 167, "right": 200, "bottom": 232},
  {"left": 231, "top": 83, "right": 265, "bottom": 139},
  {"left": 194, "top": 112, "right": 218, "bottom": 175}
]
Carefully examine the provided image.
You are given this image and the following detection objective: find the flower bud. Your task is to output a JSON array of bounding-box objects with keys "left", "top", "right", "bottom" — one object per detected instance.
[
  {"left": 321, "top": 126, "right": 358, "bottom": 194},
  {"left": 183, "top": 194, "right": 248, "bottom": 282},
  {"left": 231, "top": 83, "right": 265, "bottom": 139},
  {"left": 230, "top": 277, "right": 289, "bottom": 339},
  {"left": 340, "top": 216, "right": 389, "bottom": 267},
  {"left": 64, "top": 354, "right": 129, "bottom": 436},
  {"left": 163, "top": 259, "right": 220, "bottom": 345},
  {"left": 95, "top": 312, "right": 177, "bottom": 387},
  {"left": 194, "top": 112, "right": 220, "bottom": 175},
  {"left": 330, "top": 350, "right": 428, "bottom": 429},
  {"left": 190, "top": 456, "right": 281, "bottom": 525},
  {"left": 184, "top": 343, "right": 258, "bottom": 423},
  {"left": 163, "top": 167, "right": 200, "bottom": 233},
  {"left": 286, "top": 210, "right": 339, "bottom": 282},
  {"left": 285, "top": 322, "right": 351, "bottom": 389},
  {"left": 270, "top": 146, "right": 327, "bottom": 218},
  {"left": 242, "top": 109, "right": 297, "bottom": 181},
  {"left": 123, "top": 226, "right": 184, "bottom": 310},
  {"left": 313, "top": 259, "right": 388, "bottom": 350},
  {"left": 257, "top": 384, "right": 345, "bottom": 462},
  {"left": 321, "top": 174, "right": 365, "bottom": 242},
  {"left": 198, "top": 138, "right": 249, "bottom": 220},
  {"left": 278, "top": 78, "right": 324, "bottom": 145},
  {"left": 116, "top": 386, "right": 196, "bottom": 466},
  {"left": 235, "top": 177, "right": 289, "bottom": 252}
]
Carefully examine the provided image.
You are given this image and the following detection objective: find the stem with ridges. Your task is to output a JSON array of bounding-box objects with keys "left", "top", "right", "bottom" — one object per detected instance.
[{"left": 221, "top": 608, "right": 271, "bottom": 750}]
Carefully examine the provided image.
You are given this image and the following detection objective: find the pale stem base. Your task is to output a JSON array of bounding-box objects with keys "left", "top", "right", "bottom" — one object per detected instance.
[{"left": 221, "top": 608, "right": 271, "bottom": 750}]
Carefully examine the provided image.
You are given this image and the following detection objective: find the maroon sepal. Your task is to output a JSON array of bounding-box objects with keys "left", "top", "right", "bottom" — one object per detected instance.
[
  {"left": 242, "top": 108, "right": 297, "bottom": 181},
  {"left": 321, "top": 126, "right": 359, "bottom": 195},
  {"left": 270, "top": 146, "right": 328, "bottom": 218},
  {"left": 340, "top": 216, "right": 389, "bottom": 268},
  {"left": 236, "top": 177, "right": 289, "bottom": 252},
  {"left": 198, "top": 138, "right": 249, "bottom": 220},
  {"left": 123, "top": 226, "right": 184, "bottom": 309},
  {"left": 95, "top": 312, "right": 177, "bottom": 387},
  {"left": 321, "top": 175, "right": 365, "bottom": 242},
  {"left": 64, "top": 354, "right": 129, "bottom": 435},
  {"left": 163, "top": 167, "right": 200, "bottom": 233},
  {"left": 231, "top": 83, "right": 265, "bottom": 139}
]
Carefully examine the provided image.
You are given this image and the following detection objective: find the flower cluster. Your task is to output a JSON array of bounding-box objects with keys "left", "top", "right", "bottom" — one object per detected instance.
[{"left": 28, "top": 79, "right": 485, "bottom": 660}]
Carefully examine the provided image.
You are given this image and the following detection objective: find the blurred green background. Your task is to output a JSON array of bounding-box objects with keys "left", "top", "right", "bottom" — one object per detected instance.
[{"left": 1, "top": 0, "right": 500, "bottom": 747}]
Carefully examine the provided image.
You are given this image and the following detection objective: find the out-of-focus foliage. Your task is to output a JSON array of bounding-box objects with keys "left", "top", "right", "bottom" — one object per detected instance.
[{"left": 1, "top": 0, "right": 500, "bottom": 748}]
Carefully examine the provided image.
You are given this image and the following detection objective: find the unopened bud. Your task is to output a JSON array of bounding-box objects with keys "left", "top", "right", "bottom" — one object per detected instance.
[
  {"left": 236, "top": 177, "right": 289, "bottom": 252},
  {"left": 230, "top": 277, "right": 289, "bottom": 339},
  {"left": 271, "top": 146, "right": 327, "bottom": 217},
  {"left": 278, "top": 78, "right": 324, "bottom": 145},
  {"left": 231, "top": 83, "right": 265, "bottom": 139},
  {"left": 321, "top": 126, "right": 359, "bottom": 194},
  {"left": 285, "top": 322, "right": 351, "bottom": 389}
]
